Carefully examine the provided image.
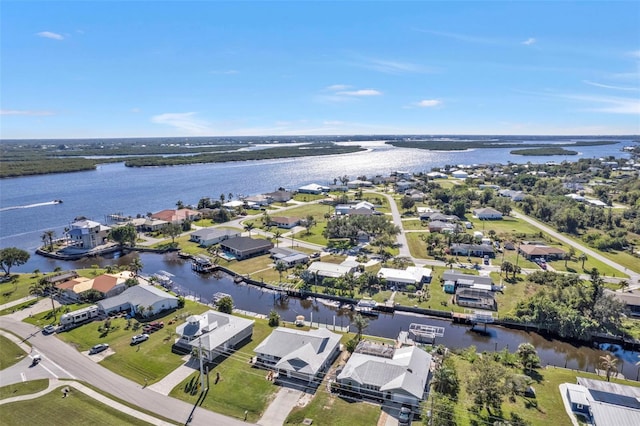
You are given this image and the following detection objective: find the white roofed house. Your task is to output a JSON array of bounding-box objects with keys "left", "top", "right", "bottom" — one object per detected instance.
[
  {"left": 377, "top": 266, "right": 432, "bottom": 291},
  {"left": 68, "top": 219, "right": 111, "bottom": 250},
  {"left": 298, "top": 183, "right": 329, "bottom": 195},
  {"left": 174, "top": 310, "right": 254, "bottom": 361},
  {"left": 254, "top": 327, "right": 341, "bottom": 383},
  {"left": 307, "top": 261, "right": 357, "bottom": 282},
  {"left": 473, "top": 207, "right": 503, "bottom": 220},
  {"left": 336, "top": 341, "right": 432, "bottom": 409},
  {"left": 189, "top": 228, "right": 241, "bottom": 247},
  {"left": 97, "top": 285, "right": 179, "bottom": 317}
]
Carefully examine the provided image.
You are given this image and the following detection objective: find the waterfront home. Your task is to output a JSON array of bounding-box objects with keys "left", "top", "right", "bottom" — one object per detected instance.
[
  {"left": 174, "top": 310, "right": 254, "bottom": 361},
  {"left": 518, "top": 243, "right": 565, "bottom": 261},
  {"left": 306, "top": 261, "right": 357, "bottom": 281},
  {"left": 254, "top": 327, "right": 341, "bottom": 383},
  {"left": 189, "top": 228, "right": 240, "bottom": 247},
  {"left": 151, "top": 208, "right": 201, "bottom": 225},
  {"left": 270, "top": 247, "right": 309, "bottom": 267},
  {"left": 298, "top": 183, "right": 329, "bottom": 195},
  {"left": 336, "top": 341, "right": 432, "bottom": 408},
  {"left": 347, "top": 179, "right": 373, "bottom": 188},
  {"left": 426, "top": 171, "right": 448, "bottom": 179},
  {"left": 377, "top": 266, "right": 432, "bottom": 290},
  {"left": 243, "top": 194, "right": 271, "bottom": 208},
  {"left": 219, "top": 237, "right": 274, "bottom": 260},
  {"left": 97, "top": 284, "right": 179, "bottom": 316},
  {"left": 562, "top": 377, "right": 640, "bottom": 425},
  {"left": 68, "top": 219, "right": 111, "bottom": 250},
  {"left": 454, "top": 288, "right": 496, "bottom": 310},
  {"left": 264, "top": 190, "right": 293, "bottom": 203},
  {"left": 269, "top": 216, "right": 301, "bottom": 229},
  {"left": 449, "top": 243, "right": 495, "bottom": 258},
  {"left": 604, "top": 289, "right": 640, "bottom": 317},
  {"left": 472, "top": 207, "right": 503, "bottom": 220},
  {"left": 441, "top": 271, "right": 494, "bottom": 288},
  {"left": 56, "top": 271, "right": 131, "bottom": 302},
  {"left": 222, "top": 200, "right": 245, "bottom": 210},
  {"left": 45, "top": 271, "right": 79, "bottom": 286}
]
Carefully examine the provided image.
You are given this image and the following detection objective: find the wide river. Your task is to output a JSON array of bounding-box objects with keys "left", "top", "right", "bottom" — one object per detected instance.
[{"left": 1, "top": 138, "right": 637, "bottom": 377}]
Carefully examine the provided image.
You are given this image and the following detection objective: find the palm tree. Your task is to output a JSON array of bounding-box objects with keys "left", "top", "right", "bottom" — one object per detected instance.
[
  {"left": 274, "top": 261, "right": 288, "bottom": 283},
  {"left": 41, "top": 230, "right": 55, "bottom": 251},
  {"left": 599, "top": 354, "right": 618, "bottom": 382},
  {"left": 619, "top": 280, "right": 630, "bottom": 292},
  {"left": 272, "top": 230, "right": 283, "bottom": 247},
  {"left": 578, "top": 252, "right": 588, "bottom": 270},
  {"left": 501, "top": 261, "right": 514, "bottom": 277},
  {"left": 128, "top": 257, "right": 143, "bottom": 278},
  {"left": 352, "top": 313, "right": 369, "bottom": 341},
  {"left": 244, "top": 222, "right": 255, "bottom": 237}
]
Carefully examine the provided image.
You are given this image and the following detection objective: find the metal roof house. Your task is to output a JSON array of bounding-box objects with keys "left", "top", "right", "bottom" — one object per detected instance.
[
  {"left": 254, "top": 327, "right": 341, "bottom": 383},
  {"left": 174, "top": 310, "right": 254, "bottom": 362},
  {"left": 97, "top": 285, "right": 178, "bottom": 316},
  {"left": 377, "top": 266, "right": 432, "bottom": 290},
  {"left": 189, "top": 228, "right": 241, "bottom": 247},
  {"left": 336, "top": 341, "right": 432, "bottom": 408},
  {"left": 219, "top": 237, "right": 274, "bottom": 260}
]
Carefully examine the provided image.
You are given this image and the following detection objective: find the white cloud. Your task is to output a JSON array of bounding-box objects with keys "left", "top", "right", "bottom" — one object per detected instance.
[
  {"left": 583, "top": 80, "right": 639, "bottom": 91},
  {"left": 0, "top": 109, "right": 55, "bottom": 116},
  {"left": 363, "top": 58, "right": 429, "bottom": 74},
  {"left": 151, "top": 112, "right": 213, "bottom": 135},
  {"left": 522, "top": 38, "right": 536, "bottom": 46},
  {"left": 628, "top": 50, "right": 640, "bottom": 59},
  {"left": 36, "top": 31, "right": 64, "bottom": 40},
  {"left": 130, "top": 108, "right": 141, "bottom": 113},
  {"left": 416, "top": 99, "right": 442, "bottom": 108},
  {"left": 326, "top": 84, "right": 351, "bottom": 91},
  {"left": 562, "top": 94, "right": 640, "bottom": 114},
  {"left": 336, "top": 89, "right": 382, "bottom": 96}
]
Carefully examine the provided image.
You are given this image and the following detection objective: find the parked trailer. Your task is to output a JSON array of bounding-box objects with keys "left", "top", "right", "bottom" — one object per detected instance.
[{"left": 60, "top": 305, "right": 101, "bottom": 326}]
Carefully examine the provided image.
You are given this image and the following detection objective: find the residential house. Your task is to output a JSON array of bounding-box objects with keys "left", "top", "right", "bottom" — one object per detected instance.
[
  {"left": 518, "top": 243, "right": 565, "bottom": 260},
  {"left": 45, "top": 271, "right": 79, "bottom": 286},
  {"left": 451, "top": 170, "right": 468, "bottom": 179},
  {"left": 222, "top": 200, "right": 245, "bottom": 210},
  {"left": 270, "top": 247, "right": 309, "bottom": 267},
  {"left": 428, "top": 220, "right": 458, "bottom": 233},
  {"left": 428, "top": 213, "right": 459, "bottom": 222},
  {"left": 473, "top": 207, "right": 503, "bottom": 220},
  {"left": 97, "top": 284, "right": 179, "bottom": 316},
  {"left": 189, "top": 228, "right": 241, "bottom": 247},
  {"left": 254, "top": 327, "right": 341, "bottom": 383},
  {"left": 219, "top": 237, "right": 274, "bottom": 260},
  {"left": 405, "top": 189, "right": 425, "bottom": 201},
  {"left": 298, "top": 183, "right": 329, "bottom": 195},
  {"left": 306, "top": 261, "right": 356, "bottom": 281},
  {"left": 449, "top": 243, "right": 495, "bottom": 258},
  {"left": 454, "top": 288, "right": 496, "bottom": 310},
  {"left": 264, "top": 190, "right": 293, "bottom": 203},
  {"left": 441, "top": 271, "right": 493, "bottom": 287},
  {"left": 269, "top": 216, "right": 301, "bottom": 229},
  {"left": 243, "top": 194, "right": 271, "bottom": 208},
  {"left": 68, "top": 219, "right": 111, "bottom": 249},
  {"left": 604, "top": 289, "right": 640, "bottom": 317},
  {"left": 347, "top": 179, "right": 373, "bottom": 188},
  {"left": 426, "top": 172, "right": 448, "bottom": 179},
  {"left": 395, "top": 180, "right": 414, "bottom": 192},
  {"left": 174, "top": 310, "right": 254, "bottom": 361},
  {"left": 377, "top": 266, "right": 432, "bottom": 290},
  {"left": 336, "top": 341, "right": 432, "bottom": 408},
  {"left": 498, "top": 189, "right": 525, "bottom": 201},
  {"left": 151, "top": 209, "right": 201, "bottom": 225},
  {"left": 562, "top": 377, "right": 640, "bottom": 425}
]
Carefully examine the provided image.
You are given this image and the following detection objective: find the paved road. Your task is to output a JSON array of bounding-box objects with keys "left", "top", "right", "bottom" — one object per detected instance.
[
  {"left": 377, "top": 192, "right": 412, "bottom": 259},
  {"left": 0, "top": 317, "right": 248, "bottom": 426},
  {"left": 512, "top": 211, "right": 640, "bottom": 288}
]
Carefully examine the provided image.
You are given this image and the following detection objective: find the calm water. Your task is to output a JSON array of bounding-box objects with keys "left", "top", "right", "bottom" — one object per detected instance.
[{"left": 0, "top": 139, "right": 632, "bottom": 254}]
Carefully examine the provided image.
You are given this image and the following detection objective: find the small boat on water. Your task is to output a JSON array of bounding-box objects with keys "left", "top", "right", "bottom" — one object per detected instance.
[
  {"left": 54, "top": 199, "right": 63, "bottom": 204},
  {"left": 212, "top": 292, "right": 232, "bottom": 304},
  {"left": 317, "top": 298, "right": 341, "bottom": 308},
  {"left": 192, "top": 255, "right": 216, "bottom": 273},
  {"left": 355, "top": 298, "right": 379, "bottom": 317}
]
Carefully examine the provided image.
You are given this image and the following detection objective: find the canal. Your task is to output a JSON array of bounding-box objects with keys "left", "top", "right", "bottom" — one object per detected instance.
[{"left": 60, "top": 251, "right": 640, "bottom": 381}]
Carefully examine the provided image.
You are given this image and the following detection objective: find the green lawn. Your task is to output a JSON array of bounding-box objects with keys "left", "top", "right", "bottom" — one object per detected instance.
[
  {"left": 401, "top": 219, "right": 429, "bottom": 231},
  {"left": 405, "top": 232, "right": 429, "bottom": 259},
  {"left": 0, "top": 379, "right": 48, "bottom": 399},
  {"left": 292, "top": 224, "right": 329, "bottom": 246},
  {"left": 169, "top": 318, "right": 278, "bottom": 422},
  {"left": 218, "top": 254, "right": 281, "bottom": 283},
  {"left": 285, "top": 387, "right": 382, "bottom": 426},
  {"left": 49, "top": 300, "right": 209, "bottom": 385},
  {"left": 1, "top": 385, "right": 152, "bottom": 426},
  {"left": 0, "top": 333, "right": 27, "bottom": 370},
  {"left": 444, "top": 355, "right": 640, "bottom": 426},
  {"left": 0, "top": 299, "right": 38, "bottom": 316}
]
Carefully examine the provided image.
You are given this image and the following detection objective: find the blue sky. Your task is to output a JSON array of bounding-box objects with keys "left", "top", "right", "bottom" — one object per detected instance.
[{"left": 1, "top": 1, "right": 639, "bottom": 139}]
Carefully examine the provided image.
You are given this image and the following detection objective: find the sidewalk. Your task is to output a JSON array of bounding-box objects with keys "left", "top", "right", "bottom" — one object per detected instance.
[{"left": 0, "top": 295, "right": 36, "bottom": 312}]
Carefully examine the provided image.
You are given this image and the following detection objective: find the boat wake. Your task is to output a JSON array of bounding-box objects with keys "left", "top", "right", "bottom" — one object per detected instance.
[{"left": 0, "top": 200, "right": 63, "bottom": 212}]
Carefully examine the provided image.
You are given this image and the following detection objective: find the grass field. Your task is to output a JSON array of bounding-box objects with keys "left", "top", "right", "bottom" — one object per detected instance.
[
  {"left": 49, "top": 300, "right": 209, "bottom": 385},
  {"left": 1, "top": 385, "right": 152, "bottom": 426},
  {"left": 0, "top": 379, "right": 48, "bottom": 399},
  {"left": 444, "top": 354, "right": 640, "bottom": 426},
  {"left": 169, "top": 318, "right": 278, "bottom": 422},
  {"left": 405, "top": 232, "right": 429, "bottom": 259},
  {"left": 0, "top": 333, "right": 27, "bottom": 370}
]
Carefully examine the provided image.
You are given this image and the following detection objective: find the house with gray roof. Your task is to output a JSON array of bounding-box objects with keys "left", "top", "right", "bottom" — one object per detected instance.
[
  {"left": 336, "top": 341, "right": 432, "bottom": 408},
  {"left": 254, "top": 327, "right": 341, "bottom": 383},
  {"left": 307, "top": 261, "right": 357, "bottom": 281},
  {"left": 97, "top": 285, "right": 178, "bottom": 316},
  {"left": 449, "top": 243, "right": 495, "bottom": 258},
  {"left": 270, "top": 247, "right": 309, "bottom": 267},
  {"left": 219, "top": 237, "right": 274, "bottom": 260},
  {"left": 189, "top": 228, "right": 241, "bottom": 247},
  {"left": 561, "top": 377, "right": 640, "bottom": 426},
  {"left": 174, "top": 310, "right": 254, "bottom": 361}
]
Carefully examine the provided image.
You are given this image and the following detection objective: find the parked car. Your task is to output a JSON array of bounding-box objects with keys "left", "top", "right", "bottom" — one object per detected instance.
[
  {"left": 89, "top": 343, "right": 109, "bottom": 354},
  {"left": 42, "top": 325, "right": 56, "bottom": 335},
  {"left": 398, "top": 407, "right": 412, "bottom": 426},
  {"left": 143, "top": 321, "right": 164, "bottom": 333},
  {"left": 131, "top": 333, "right": 149, "bottom": 345}
]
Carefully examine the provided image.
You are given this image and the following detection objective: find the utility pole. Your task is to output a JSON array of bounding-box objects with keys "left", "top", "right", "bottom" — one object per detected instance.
[{"left": 198, "top": 338, "right": 206, "bottom": 391}]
